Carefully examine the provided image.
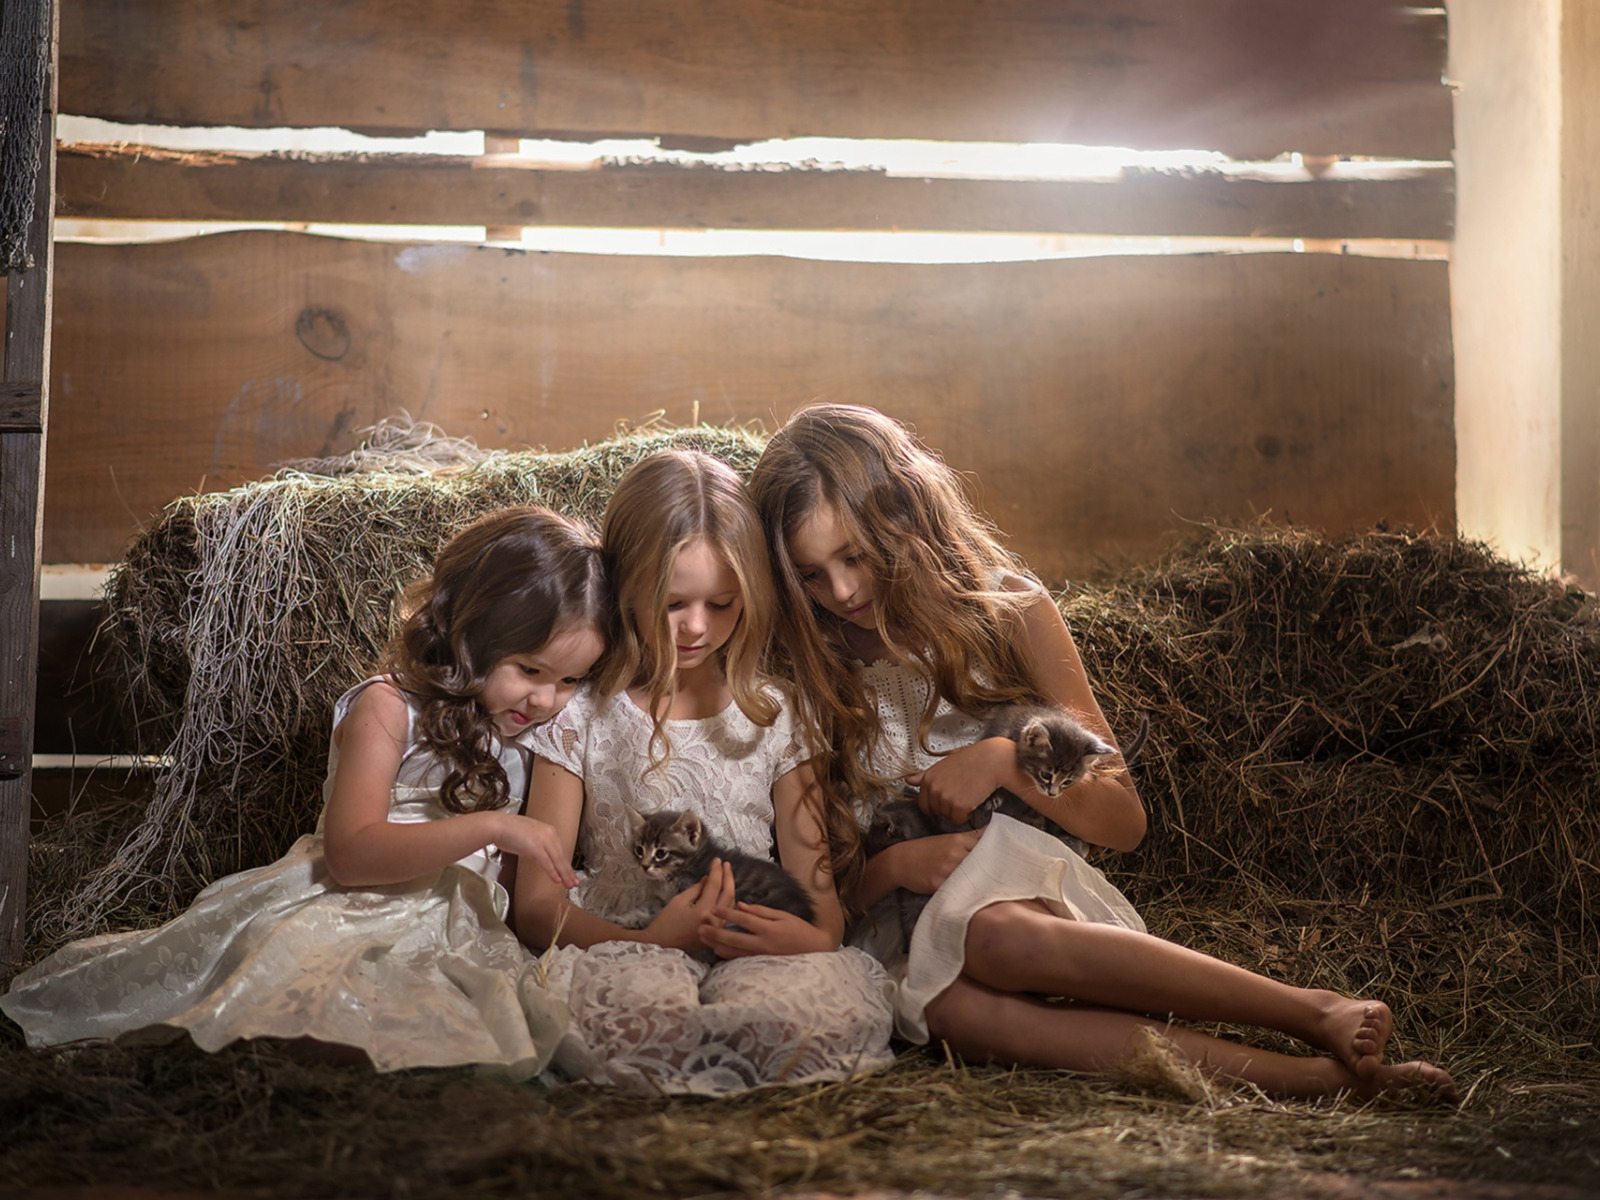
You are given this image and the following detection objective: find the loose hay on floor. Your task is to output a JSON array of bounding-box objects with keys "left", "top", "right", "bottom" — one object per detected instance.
[{"left": 2, "top": 1031, "right": 1594, "bottom": 1200}]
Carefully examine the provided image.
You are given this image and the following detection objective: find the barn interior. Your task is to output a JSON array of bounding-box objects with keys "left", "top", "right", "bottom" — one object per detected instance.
[{"left": 2, "top": 2, "right": 1599, "bottom": 1198}]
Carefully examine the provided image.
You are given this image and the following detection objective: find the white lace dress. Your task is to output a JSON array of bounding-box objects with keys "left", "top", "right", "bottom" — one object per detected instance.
[
  {"left": 525, "top": 684, "right": 895, "bottom": 1095},
  {"left": 2, "top": 678, "right": 565, "bottom": 1078},
  {"left": 851, "top": 660, "right": 1146, "bottom": 1042}
]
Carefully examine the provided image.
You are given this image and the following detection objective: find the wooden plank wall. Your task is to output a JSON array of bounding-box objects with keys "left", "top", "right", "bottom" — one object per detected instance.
[
  {"left": 50, "top": 233, "right": 1454, "bottom": 579},
  {"left": 62, "top": 0, "right": 1452, "bottom": 158},
  {"left": 3, "top": 0, "right": 58, "bottom": 967},
  {"left": 58, "top": 147, "right": 1455, "bottom": 241},
  {"left": 33, "top": 0, "right": 1457, "bottom": 756}
]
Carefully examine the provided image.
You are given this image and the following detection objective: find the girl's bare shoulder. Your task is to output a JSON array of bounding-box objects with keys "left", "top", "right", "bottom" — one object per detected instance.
[
  {"left": 334, "top": 678, "right": 412, "bottom": 748},
  {"left": 996, "top": 569, "right": 1045, "bottom": 595}
]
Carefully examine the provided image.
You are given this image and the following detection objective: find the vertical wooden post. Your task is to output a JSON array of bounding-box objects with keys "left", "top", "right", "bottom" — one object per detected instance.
[
  {"left": 1560, "top": 0, "right": 1600, "bottom": 589},
  {"left": 0, "top": 0, "right": 57, "bottom": 971}
]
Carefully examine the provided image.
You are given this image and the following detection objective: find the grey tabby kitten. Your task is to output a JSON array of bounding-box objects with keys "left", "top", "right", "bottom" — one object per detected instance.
[
  {"left": 628, "top": 807, "right": 816, "bottom": 959},
  {"left": 862, "top": 706, "right": 1148, "bottom": 943}
]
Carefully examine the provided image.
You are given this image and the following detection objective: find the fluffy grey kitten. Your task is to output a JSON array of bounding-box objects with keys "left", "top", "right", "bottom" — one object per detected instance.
[
  {"left": 862, "top": 706, "right": 1148, "bottom": 943},
  {"left": 628, "top": 807, "right": 816, "bottom": 959}
]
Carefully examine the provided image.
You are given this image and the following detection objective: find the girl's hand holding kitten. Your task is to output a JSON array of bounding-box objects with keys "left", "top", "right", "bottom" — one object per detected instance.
[
  {"left": 643, "top": 858, "right": 738, "bottom": 953},
  {"left": 884, "top": 828, "right": 983, "bottom": 895},
  {"left": 700, "top": 902, "right": 836, "bottom": 958},
  {"left": 905, "top": 737, "right": 1018, "bottom": 824}
]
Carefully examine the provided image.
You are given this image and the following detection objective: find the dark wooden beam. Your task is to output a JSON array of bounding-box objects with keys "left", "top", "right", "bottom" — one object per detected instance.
[
  {"left": 0, "top": 381, "right": 43, "bottom": 432},
  {"left": 61, "top": 0, "right": 1454, "bottom": 160},
  {"left": 1, "top": 0, "right": 57, "bottom": 970}
]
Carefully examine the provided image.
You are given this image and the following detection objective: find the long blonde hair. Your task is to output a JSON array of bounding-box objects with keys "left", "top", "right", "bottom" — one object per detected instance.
[
  {"left": 749, "top": 405, "right": 1046, "bottom": 893},
  {"left": 597, "top": 449, "right": 780, "bottom": 767}
]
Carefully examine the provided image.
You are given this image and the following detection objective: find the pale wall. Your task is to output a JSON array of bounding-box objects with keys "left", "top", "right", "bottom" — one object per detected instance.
[
  {"left": 1450, "top": 0, "right": 1563, "bottom": 571},
  {"left": 1452, "top": 0, "right": 1600, "bottom": 588},
  {"left": 1561, "top": 2, "right": 1600, "bottom": 586}
]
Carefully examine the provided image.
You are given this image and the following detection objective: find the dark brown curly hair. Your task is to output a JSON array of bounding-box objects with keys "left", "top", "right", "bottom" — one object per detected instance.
[{"left": 380, "top": 505, "right": 610, "bottom": 813}]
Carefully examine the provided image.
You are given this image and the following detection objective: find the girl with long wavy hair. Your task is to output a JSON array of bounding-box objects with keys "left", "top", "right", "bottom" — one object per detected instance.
[
  {"left": 750, "top": 404, "right": 1455, "bottom": 1102},
  {"left": 515, "top": 449, "right": 893, "bottom": 1095}
]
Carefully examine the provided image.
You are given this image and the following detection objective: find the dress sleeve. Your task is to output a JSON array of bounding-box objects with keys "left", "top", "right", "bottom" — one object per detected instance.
[
  {"left": 521, "top": 684, "right": 592, "bottom": 777},
  {"left": 766, "top": 683, "right": 819, "bottom": 780}
]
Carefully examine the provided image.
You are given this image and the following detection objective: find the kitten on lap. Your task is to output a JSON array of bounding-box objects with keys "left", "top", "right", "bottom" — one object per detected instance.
[{"left": 626, "top": 806, "right": 815, "bottom": 960}]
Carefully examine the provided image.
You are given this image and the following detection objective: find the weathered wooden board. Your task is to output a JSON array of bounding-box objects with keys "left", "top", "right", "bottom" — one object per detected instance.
[
  {"left": 45, "top": 232, "right": 1455, "bottom": 583},
  {"left": 0, "top": 381, "right": 44, "bottom": 431},
  {"left": 58, "top": 145, "right": 1457, "bottom": 241},
  {"left": 61, "top": 0, "right": 1453, "bottom": 160},
  {"left": 2, "top": 0, "right": 57, "bottom": 969}
]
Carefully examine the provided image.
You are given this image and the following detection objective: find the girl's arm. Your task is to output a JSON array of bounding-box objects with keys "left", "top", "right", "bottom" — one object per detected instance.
[
  {"left": 699, "top": 759, "right": 842, "bottom": 958},
  {"left": 513, "top": 757, "right": 736, "bottom": 953},
  {"left": 321, "top": 682, "right": 577, "bottom": 888},
  {"left": 910, "top": 587, "right": 1148, "bottom": 853},
  {"left": 855, "top": 827, "right": 983, "bottom": 909}
]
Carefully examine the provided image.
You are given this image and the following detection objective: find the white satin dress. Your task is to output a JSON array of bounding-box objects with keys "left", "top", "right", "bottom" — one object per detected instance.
[{"left": 2, "top": 679, "right": 566, "bottom": 1078}]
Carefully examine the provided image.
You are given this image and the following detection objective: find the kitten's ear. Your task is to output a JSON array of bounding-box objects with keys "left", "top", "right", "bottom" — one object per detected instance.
[
  {"left": 672, "top": 811, "right": 703, "bottom": 846},
  {"left": 622, "top": 804, "right": 644, "bottom": 836},
  {"left": 1019, "top": 720, "right": 1051, "bottom": 754}
]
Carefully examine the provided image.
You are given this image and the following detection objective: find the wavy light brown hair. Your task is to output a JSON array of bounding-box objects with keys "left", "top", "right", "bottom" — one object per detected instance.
[
  {"left": 596, "top": 449, "right": 780, "bottom": 768},
  {"left": 381, "top": 505, "right": 610, "bottom": 813},
  {"left": 749, "top": 404, "right": 1047, "bottom": 895}
]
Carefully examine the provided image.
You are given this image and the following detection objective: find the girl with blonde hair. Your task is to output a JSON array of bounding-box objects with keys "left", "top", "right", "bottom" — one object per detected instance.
[{"left": 515, "top": 448, "right": 893, "bottom": 1095}]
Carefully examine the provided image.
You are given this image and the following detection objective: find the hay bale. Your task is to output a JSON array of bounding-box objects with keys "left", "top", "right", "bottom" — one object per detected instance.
[
  {"left": 48, "top": 421, "right": 765, "bottom": 943},
  {"left": 13, "top": 440, "right": 1600, "bottom": 1189},
  {"left": 1064, "top": 525, "right": 1600, "bottom": 951}
]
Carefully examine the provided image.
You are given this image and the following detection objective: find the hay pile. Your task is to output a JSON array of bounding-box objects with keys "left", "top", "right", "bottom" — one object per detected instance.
[
  {"left": 10, "top": 1035, "right": 1594, "bottom": 1200},
  {"left": 1069, "top": 525, "right": 1600, "bottom": 920},
  {"left": 45, "top": 420, "right": 766, "bottom": 943},
  {"left": 1059, "top": 526, "right": 1599, "bottom": 1089}
]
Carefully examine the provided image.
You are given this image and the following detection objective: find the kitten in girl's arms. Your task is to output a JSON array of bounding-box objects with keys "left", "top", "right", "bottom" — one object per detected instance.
[
  {"left": 870, "top": 704, "right": 1150, "bottom": 845},
  {"left": 864, "top": 704, "right": 1148, "bottom": 942},
  {"left": 987, "top": 703, "right": 1146, "bottom": 803},
  {"left": 627, "top": 807, "right": 816, "bottom": 958}
]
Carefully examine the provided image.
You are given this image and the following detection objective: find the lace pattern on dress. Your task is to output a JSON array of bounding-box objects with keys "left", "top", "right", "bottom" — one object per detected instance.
[
  {"left": 527, "top": 684, "right": 813, "bottom": 920},
  {"left": 522, "top": 682, "right": 894, "bottom": 1095}
]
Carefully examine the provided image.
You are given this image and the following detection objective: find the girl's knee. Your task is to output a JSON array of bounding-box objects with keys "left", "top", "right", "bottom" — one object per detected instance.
[
  {"left": 962, "top": 901, "right": 1058, "bottom": 980},
  {"left": 923, "top": 982, "right": 992, "bottom": 1050}
]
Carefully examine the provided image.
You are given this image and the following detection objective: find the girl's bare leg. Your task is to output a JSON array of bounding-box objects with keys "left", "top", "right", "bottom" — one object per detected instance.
[
  {"left": 924, "top": 975, "right": 1457, "bottom": 1102},
  {"left": 961, "top": 900, "right": 1394, "bottom": 1076}
]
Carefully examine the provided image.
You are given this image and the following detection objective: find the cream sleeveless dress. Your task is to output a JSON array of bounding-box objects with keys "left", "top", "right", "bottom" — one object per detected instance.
[
  {"left": 849, "top": 659, "right": 1146, "bottom": 1042},
  {"left": 2, "top": 678, "right": 565, "bottom": 1078},
  {"left": 525, "top": 683, "right": 894, "bottom": 1095}
]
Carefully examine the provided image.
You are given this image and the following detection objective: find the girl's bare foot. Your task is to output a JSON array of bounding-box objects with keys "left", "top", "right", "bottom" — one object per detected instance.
[
  {"left": 1313, "top": 995, "right": 1392, "bottom": 1076},
  {"left": 1355, "top": 1058, "right": 1460, "bottom": 1106}
]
